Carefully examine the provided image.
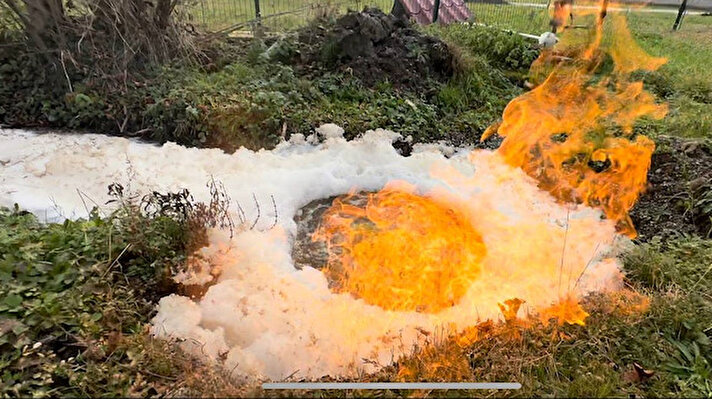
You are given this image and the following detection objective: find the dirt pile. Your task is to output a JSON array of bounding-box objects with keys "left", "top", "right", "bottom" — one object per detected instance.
[
  {"left": 294, "top": 7, "right": 455, "bottom": 91},
  {"left": 631, "top": 136, "right": 712, "bottom": 241}
]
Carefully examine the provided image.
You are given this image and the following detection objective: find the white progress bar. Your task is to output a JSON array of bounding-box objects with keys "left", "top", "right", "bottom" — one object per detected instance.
[{"left": 262, "top": 382, "right": 521, "bottom": 390}]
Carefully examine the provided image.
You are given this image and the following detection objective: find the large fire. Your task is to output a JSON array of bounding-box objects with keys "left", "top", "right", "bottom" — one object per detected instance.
[
  {"left": 316, "top": 2, "right": 664, "bottom": 325},
  {"left": 2, "top": 1, "right": 665, "bottom": 382},
  {"left": 314, "top": 181, "right": 486, "bottom": 313},
  {"left": 483, "top": 7, "right": 667, "bottom": 238}
]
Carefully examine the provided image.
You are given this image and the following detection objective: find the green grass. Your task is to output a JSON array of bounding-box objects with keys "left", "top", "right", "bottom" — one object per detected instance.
[
  {"left": 461, "top": 4, "right": 712, "bottom": 139},
  {"left": 627, "top": 13, "right": 712, "bottom": 139},
  {"left": 615, "top": 13, "right": 712, "bottom": 139},
  {"left": 627, "top": 13, "right": 712, "bottom": 97}
]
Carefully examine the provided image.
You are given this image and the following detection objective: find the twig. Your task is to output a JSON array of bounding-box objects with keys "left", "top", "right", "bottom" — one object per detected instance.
[
  {"left": 76, "top": 189, "right": 106, "bottom": 217},
  {"left": 164, "top": 380, "right": 187, "bottom": 397},
  {"left": 250, "top": 193, "right": 260, "bottom": 230},
  {"left": 228, "top": 361, "right": 240, "bottom": 378},
  {"left": 119, "top": 105, "right": 128, "bottom": 133},
  {"left": 76, "top": 188, "right": 91, "bottom": 217},
  {"left": 235, "top": 200, "right": 246, "bottom": 226},
  {"left": 284, "top": 369, "right": 300, "bottom": 380},
  {"left": 127, "top": 127, "right": 152, "bottom": 137},
  {"left": 108, "top": 223, "right": 113, "bottom": 266},
  {"left": 270, "top": 194, "right": 278, "bottom": 229},
  {"left": 144, "top": 369, "right": 178, "bottom": 381},
  {"left": 691, "top": 263, "right": 712, "bottom": 292},
  {"left": 60, "top": 50, "right": 73, "bottom": 92},
  {"left": 101, "top": 243, "right": 131, "bottom": 278},
  {"left": 574, "top": 242, "right": 602, "bottom": 289},
  {"left": 49, "top": 196, "right": 65, "bottom": 220}
]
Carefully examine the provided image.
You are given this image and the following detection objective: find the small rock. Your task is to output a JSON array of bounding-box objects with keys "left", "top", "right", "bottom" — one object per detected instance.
[
  {"left": 689, "top": 176, "right": 708, "bottom": 193},
  {"left": 682, "top": 140, "right": 702, "bottom": 156}
]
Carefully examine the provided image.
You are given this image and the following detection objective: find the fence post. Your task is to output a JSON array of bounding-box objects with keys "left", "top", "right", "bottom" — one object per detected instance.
[
  {"left": 254, "top": 0, "right": 262, "bottom": 25},
  {"left": 673, "top": 0, "right": 687, "bottom": 30},
  {"left": 432, "top": 0, "right": 441, "bottom": 23},
  {"left": 598, "top": 0, "right": 609, "bottom": 25}
]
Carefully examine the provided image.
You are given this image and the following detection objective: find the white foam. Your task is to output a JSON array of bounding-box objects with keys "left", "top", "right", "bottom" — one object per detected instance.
[{"left": 0, "top": 127, "right": 623, "bottom": 381}]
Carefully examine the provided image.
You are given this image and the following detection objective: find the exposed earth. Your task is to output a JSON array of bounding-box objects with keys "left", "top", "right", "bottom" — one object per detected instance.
[
  {"left": 631, "top": 135, "right": 712, "bottom": 241},
  {"left": 291, "top": 7, "right": 455, "bottom": 92}
]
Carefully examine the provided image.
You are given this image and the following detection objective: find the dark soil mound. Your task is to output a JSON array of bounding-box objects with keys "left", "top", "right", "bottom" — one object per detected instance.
[
  {"left": 631, "top": 136, "right": 712, "bottom": 241},
  {"left": 293, "top": 7, "right": 455, "bottom": 91}
]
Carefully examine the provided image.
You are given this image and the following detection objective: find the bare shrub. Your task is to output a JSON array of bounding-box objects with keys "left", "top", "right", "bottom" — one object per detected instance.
[{"left": 2, "top": 0, "right": 201, "bottom": 87}]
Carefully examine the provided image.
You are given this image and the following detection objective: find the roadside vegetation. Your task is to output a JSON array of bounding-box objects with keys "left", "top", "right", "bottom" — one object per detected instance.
[
  {"left": 0, "top": 185, "right": 245, "bottom": 396},
  {"left": 1, "top": 0, "right": 712, "bottom": 396},
  {"left": 0, "top": 5, "right": 535, "bottom": 150}
]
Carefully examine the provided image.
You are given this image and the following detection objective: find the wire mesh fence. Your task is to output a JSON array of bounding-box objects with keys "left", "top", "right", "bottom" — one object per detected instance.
[
  {"left": 466, "top": 0, "right": 551, "bottom": 34},
  {"left": 187, "top": 0, "right": 566, "bottom": 35},
  {"left": 188, "top": 0, "right": 709, "bottom": 36},
  {"left": 189, "top": 0, "right": 395, "bottom": 33}
]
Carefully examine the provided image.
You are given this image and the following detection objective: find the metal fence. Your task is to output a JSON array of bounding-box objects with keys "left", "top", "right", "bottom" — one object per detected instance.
[
  {"left": 189, "top": 0, "right": 551, "bottom": 33},
  {"left": 466, "top": 0, "right": 712, "bottom": 33},
  {"left": 189, "top": 0, "right": 709, "bottom": 35},
  {"left": 466, "top": 0, "right": 551, "bottom": 34},
  {"left": 189, "top": 0, "right": 394, "bottom": 33}
]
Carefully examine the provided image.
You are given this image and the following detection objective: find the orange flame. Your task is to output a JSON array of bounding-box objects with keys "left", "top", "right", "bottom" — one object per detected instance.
[
  {"left": 551, "top": 0, "right": 573, "bottom": 32},
  {"left": 484, "top": 10, "right": 667, "bottom": 237},
  {"left": 540, "top": 294, "right": 590, "bottom": 326},
  {"left": 313, "top": 181, "right": 486, "bottom": 313},
  {"left": 314, "top": 6, "right": 663, "bottom": 329}
]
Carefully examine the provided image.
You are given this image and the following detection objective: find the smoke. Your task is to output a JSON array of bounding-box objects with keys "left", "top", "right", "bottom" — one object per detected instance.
[{"left": 0, "top": 127, "right": 625, "bottom": 381}]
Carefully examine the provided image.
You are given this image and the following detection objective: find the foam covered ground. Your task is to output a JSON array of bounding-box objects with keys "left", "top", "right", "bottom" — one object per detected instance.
[{"left": 0, "top": 127, "right": 624, "bottom": 381}]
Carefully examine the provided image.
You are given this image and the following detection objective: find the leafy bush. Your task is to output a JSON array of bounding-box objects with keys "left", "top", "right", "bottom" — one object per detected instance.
[
  {"left": 0, "top": 179, "right": 236, "bottom": 396},
  {"left": 0, "top": 205, "right": 171, "bottom": 395}
]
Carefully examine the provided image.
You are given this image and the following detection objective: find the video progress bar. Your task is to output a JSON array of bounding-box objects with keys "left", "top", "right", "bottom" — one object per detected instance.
[{"left": 262, "top": 382, "right": 521, "bottom": 390}]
